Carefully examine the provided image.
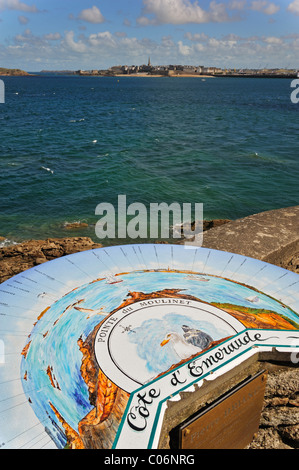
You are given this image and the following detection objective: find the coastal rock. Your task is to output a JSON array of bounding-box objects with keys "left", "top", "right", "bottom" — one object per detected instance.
[
  {"left": 0, "top": 67, "right": 31, "bottom": 76},
  {"left": 64, "top": 222, "right": 89, "bottom": 230},
  {"left": 0, "top": 237, "right": 102, "bottom": 284},
  {"left": 283, "top": 253, "right": 299, "bottom": 274},
  {"left": 247, "top": 365, "right": 299, "bottom": 449},
  {"left": 247, "top": 428, "right": 293, "bottom": 449},
  {"left": 0, "top": 219, "right": 228, "bottom": 284},
  {"left": 178, "top": 219, "right": 231, "bottom": 237},
  {"left": 202, "top": 219, "right": 231, "bottom": 231},
  {"left": 201, "top": 206, "right": 299, "bottom": 273},
  {"left": 34, "top": 257, "right": 47, "bottom": 265}
]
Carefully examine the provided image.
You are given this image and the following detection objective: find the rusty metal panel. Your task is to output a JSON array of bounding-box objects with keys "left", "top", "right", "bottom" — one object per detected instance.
[{"left": 180, "top": 370, "right": 267, "bottom": 449}]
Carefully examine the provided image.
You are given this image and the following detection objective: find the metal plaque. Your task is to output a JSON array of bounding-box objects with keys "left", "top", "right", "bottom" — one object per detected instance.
[{"left": 180, "top": 370, "right": 267, "bottom": 449}]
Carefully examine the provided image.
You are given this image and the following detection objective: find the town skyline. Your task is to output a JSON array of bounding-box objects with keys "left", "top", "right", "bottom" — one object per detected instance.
[
  {"left": 73, "top": 58, "right": 298, "bottom": 78},
  {"left": 0, "top": 1, "right": 298, "bottom": 71}
]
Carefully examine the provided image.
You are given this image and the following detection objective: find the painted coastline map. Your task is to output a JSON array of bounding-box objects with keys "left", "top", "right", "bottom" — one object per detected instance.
[{"left": 0, "top": 245, "right": 299, "bottom": 449}]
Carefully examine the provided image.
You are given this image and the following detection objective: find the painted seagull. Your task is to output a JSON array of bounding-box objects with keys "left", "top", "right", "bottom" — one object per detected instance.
[
  {"left": 161, "top": 332, "right": 199, "bottom": 360},
  {"left": 160, "top": 325, "right": 213, "bottom": 361},
  {"left": 181, "top": 325, "right": 213, "bottom": 350}
]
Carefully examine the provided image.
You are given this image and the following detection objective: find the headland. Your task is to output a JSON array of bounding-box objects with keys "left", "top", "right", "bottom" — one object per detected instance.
[{"left": 0, "top": 67, "right": 32, "bottom": 76}]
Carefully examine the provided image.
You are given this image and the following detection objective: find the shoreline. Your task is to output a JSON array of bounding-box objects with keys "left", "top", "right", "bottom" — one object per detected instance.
[
  {"left": 0, "top": 219, "right": 228, "bottom": 284},
  {"left": 2, "top": 72, "right": 295, "bottom": 79},
  {"left": 1, "top": 209, "right": 299, "bottom": 284},
  {"left": 110, "top": 73, "right": 214, "bottom": 78}
]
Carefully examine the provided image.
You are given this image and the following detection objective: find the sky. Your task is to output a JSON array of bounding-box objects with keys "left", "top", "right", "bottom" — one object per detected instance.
[{"left": 0, "top": 0, "right": 298, "bottom": 71}]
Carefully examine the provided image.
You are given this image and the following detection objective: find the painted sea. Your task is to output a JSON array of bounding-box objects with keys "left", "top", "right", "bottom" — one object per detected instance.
[
  {"left": 0, "top": 75, "right": 298, "bottom": 245},
  {"left": 19, "top": 267, "right": 299, "bottom": 448}
]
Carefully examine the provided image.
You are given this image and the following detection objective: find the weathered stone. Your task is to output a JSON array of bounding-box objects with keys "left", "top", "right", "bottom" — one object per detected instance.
[
  {"left": 265, "top": 368, "right": 299, "bottom": 399},
  {"left": 178, "top": 219, "right": 231, "bottom": 237},
  {"left": 247, "top": 365, "right": 299, "bottom": 449},
  {"left": 64, "top": 222, "right": 89, "bottom": 229},
  {"left": 247, "top": 428, "right": 293, "bottom": 449},
  {"left": 0, "top": 237, "right": 102, "bottom": 284},
  {"left": 280, "top": 425, "right": 299, "bottom": 446},
  {"left": 261, "top": 407, "right": 299, "bottom": 427},
  {"left": 267, "top": 397, "right": 289, "bottom": 407},
  {"left": 289, "top": 398, "right": 299, "bottom": 407},
  {"left": 34, "top": 257, "right": 47, "bottom": 265},
  {"left": 201, "top": 205, "right": 299, "bottom": 273}
]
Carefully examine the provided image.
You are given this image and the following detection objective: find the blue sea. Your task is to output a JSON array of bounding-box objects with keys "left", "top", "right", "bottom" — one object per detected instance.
[{"left": 0, "top": 75, "right": 298, "bottom": 245}]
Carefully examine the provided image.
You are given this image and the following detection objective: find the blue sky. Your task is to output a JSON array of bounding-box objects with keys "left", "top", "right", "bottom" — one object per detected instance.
[{"left": 0, "top": 0, "right": 298, "bottom": 70}]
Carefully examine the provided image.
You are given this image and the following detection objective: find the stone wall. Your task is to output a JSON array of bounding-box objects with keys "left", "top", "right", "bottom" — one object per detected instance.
[
  {"left": 202, "top": 206, "right": 299, "bottom": 274},
  {"left": 247, "top": 363, "right": 299, "bottom": 449}
]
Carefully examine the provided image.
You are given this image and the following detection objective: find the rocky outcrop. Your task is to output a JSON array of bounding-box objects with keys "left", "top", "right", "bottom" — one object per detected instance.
[
  {"left": 201, "top": 206, "right": 299, "bottom": 273},
  {"left": 64, "top": 222, "right": 89, "bottom": 230},
  {"left": 247, "top": 364, "right": 299, "bottom": 449},
  {"left": 178, "top": 218, "right": 231, "bottom": 238},
  {"left": 0, "top": 237, "right": 102, "bottom": 284},
  {"left": 281, "top": 252, "right": 299, "bottom": 275},
  {"left": 0, "top": 219, "right": 229, "bottom": 284},
  {"left": 0, "top": 68, "right": 31, "bottom": 76}
]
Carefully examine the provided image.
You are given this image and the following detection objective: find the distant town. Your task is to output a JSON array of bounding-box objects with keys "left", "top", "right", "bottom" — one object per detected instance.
[
  {"left": 73, "top": 59, "right": 299, "bottom": 78},
  {"left": 1, "top": 61, "right": 298, "bottom": 78}
]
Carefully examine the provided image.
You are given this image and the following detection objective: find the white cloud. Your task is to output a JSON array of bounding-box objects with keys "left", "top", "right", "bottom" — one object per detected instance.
[
  {"left": 14, "top": 28, "right": 43, "bottom": 45},
  {"left": 161, "top": 35, "right": 175, "bottom": 48},
  {"left": 180, "top": 30, "right": 296, "bottom": 67},
  {"left": 250, "top": 0, "right": 280, "bottom": 14},
  {"left": 209, "top": 0, "right": 231, "bottom": 21},
  {"left": 137, "top": 0, "right": 231, "bottom": 25},
  {"left": 18, "top": 14, "right": 28, "bottom": 24},
  {"left": 263, "top": 3, "right": 280, "bottom": 14},
  {"left": 228, "top": 0, "right": 247, "bottom": 9},
  {"left": 63, "top": 30, "right": 87, "bottom": 53},
  {"left": 2, "top": 26, "right": 299, "bottom": 72},
  {"left": 288, "top": 0, "right": 299, "bottom": 15},
  {"left": 44, "top": 32, "right": 61, "bottom": 41},
  {"left": 123, "top": 18, "right": 132, "bottom": 27},
  {"left": 88, "top": 31, "right": 116, "bottom": 47},
  {"left": 263, "top": 36, "right": 282, "bottom": 44},
  {"left": 137, "top": 0, "right": 280, "bottom": 25},
  {"left": 137, "top": 15, "right": 156, "bottom": 25},
  {"left": 0, "top": 0, "right": 38, "bottom": 12},
  {"left": 178, "top": 40, "right": 191, "bottom": 55},
  {"left": 194, "top": 42, "right": 205, "bottom": 51},
  {"left": 185, "top": 32, "right": 209, "bottom": 41},
  {"left": 78, "top": 5, "right": 105, "bottom": 24}
]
